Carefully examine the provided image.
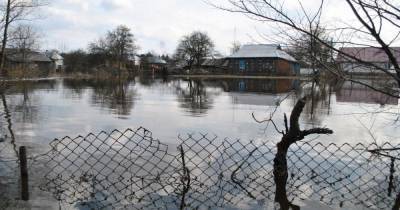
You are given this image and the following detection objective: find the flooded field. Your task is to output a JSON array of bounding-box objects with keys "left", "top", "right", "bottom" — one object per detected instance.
[{"left": 0, "top": 76, "right": 399, "bottom": 209}]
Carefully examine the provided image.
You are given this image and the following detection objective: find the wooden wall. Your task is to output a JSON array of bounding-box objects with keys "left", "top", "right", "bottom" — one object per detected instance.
[{"left": 227, "top": 58, "right": 297, "bottom": 76}]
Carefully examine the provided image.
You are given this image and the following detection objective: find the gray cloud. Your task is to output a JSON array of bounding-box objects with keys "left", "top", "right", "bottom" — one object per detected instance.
[
  {"left": 100, "top": 0, "right": 122, "bottom": 11},
  {"left": 36, "top": 0, "right": 264, "bottom": 55},
  {"left": 35, "top": 0, "right": 398, "bottom": 55}
]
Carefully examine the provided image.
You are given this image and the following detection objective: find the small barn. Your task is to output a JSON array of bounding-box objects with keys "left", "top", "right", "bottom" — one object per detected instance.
[
  {"left": 6, "top": 50, "right": 53, "bottom": 71},
  {"left": 225, "top": 44, "right": 299, "bottom": 76}
]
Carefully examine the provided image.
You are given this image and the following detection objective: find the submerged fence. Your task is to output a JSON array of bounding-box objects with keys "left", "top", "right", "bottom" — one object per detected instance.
[{"left": 0, "top": 127, "right": 399, "bottom": 209}]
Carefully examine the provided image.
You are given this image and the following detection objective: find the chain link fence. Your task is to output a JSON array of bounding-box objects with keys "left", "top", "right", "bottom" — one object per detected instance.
[{"left": 0, "top": 127, "right": 399, "bottom": 209}]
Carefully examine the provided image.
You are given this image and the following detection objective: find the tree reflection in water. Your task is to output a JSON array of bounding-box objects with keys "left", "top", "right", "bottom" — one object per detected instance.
[
  {"left": 35, "top": 127, "right": 400, "bottom": 210},
  {"left": 0, "top": 77, "right": 399, "bottom": 209},
  {"left": 90, "top": 79, "right": 136, "bottom": 117},
  {"left": 62, "top": 78, "right": 138, "bottom": 117},
  {"left": 174, "top": 79, "right": 216, "bottom": 116}
]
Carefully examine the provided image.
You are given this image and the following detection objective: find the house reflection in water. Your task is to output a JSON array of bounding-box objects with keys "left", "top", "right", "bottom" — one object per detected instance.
[
  {"left": 336, "top": 81, "right": 398, "bottom": 105},
  {"left": 221, "top": 79, "right": 298, "bottom": 106}
]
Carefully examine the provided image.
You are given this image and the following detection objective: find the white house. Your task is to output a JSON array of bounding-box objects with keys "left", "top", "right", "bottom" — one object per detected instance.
[
  {"left": 134, "top": 55, "right": 141, "bottom": 66},
  {"left": 46, "top": 50, "right": 64, "bottom": 71}
]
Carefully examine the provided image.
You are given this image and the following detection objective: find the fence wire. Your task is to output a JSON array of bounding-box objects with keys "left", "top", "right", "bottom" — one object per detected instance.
[{"left": 0, "top": 127, "right": 399, "bottom": 210}]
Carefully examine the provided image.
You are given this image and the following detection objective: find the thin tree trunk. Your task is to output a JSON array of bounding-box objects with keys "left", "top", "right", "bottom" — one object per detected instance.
[
  {"left": 1, "top": 0, "right": 11, "bottom": 76},
  {"left": 273, "top": 98, "right": 332, "bottom": 209},
  {"left": 273, "top": 139, "right": 290, "bottom": 208}
]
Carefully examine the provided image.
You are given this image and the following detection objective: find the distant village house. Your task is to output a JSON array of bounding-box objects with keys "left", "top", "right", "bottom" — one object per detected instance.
[
  {"left": 46, "top": 50, "right": 64, "bottom": 72},
  {"left": 139, "top": 55, "right": 167, "bottom": 73},
  {"left": 4, "top": 49, "right": 64, "bottom": 72},
  {"left": 148, "top": 56, "right": 167, "bottom": 70},
  {"left": 197, "top": 44, "right": 299, "bottom": 76},
  {"left": 337, "top": 47, "right": 400, "bottom": 74},
  {"left": 225, "top": 44, "right": 300, "bottom": 76},
  {"left": 6, "top": 50, "right": 52, "bottom": 72}
]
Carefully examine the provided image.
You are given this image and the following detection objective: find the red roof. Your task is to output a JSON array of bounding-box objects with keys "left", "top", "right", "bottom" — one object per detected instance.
[{"left": 337, "top": 47, "right": 400, "bottom": 63}]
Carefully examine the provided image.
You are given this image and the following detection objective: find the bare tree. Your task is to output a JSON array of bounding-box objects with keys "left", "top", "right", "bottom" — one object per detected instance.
[
  {"left": 0, "top": 0, "right": 47, "bottom": 76},
  {"left": 212, "top": 1, "right": 400, "bottom": 207},
  {"left": 212, "top": 0, "right": 400, "bottom": 96},
  {"left": 273, "top": 98, "right": 333, "bottom": 208},
  {"left": 10, "top": 24, "right": 39, "bottom": 50},
  {"left": 288, "top": 26, "right": 333, "bottom": 75},
  {"left": 8, "top": 24, "right": 39, "bottom": 68},
  {"left": 107, "top": 25, "right": 138, "bottom": 69},
  {"left": 174, "top": 31, "right": 215, "bottom": 69},
  {"left": 89, "top": 25, "right": 138, "bottom": 71}
]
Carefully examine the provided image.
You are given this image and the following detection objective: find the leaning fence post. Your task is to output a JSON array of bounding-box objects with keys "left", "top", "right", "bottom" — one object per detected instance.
[
  {"left": 179, "top": 145, "right": 190, "bottom": 210},
  {"left": 19, "top": 146, "right": 29, "bottom": 201}
]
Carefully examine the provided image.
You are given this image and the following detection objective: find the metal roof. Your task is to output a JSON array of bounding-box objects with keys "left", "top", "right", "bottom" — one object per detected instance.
[
  {"left": 47, "top": 51, "right": 63, "bottom": 60},
  {"left": 201, "top": 58, "right": 227, "bottom": 67},
  {"left": 148, "top": 56, "right": 167, "bottom": 64},
  {"left": 7, "top": 51, "right": 52, "bottom": 63},
  {"left": 227, "top": 44, "right": 297, "bottom": 62},
  {"left": 337, "top": 47, "right": 400, "bottom": 63}
]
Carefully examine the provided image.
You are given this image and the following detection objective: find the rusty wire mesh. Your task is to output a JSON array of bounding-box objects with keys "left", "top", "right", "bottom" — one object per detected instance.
[{"left": 0, "top": 127, "right": 399, "bottom": 209}]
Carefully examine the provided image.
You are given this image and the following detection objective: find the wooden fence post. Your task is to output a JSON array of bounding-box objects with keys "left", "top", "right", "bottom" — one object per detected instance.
[
  {"left": 389, "top": 157, "right": 395, "bottom": 197},
  {"left": 19, "top": 146, "right": 29, "bottom": 201}
]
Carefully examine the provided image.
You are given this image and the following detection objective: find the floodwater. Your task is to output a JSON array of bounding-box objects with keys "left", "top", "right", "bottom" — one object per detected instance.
[
  {"left": 0, "top": 76, "right": 399, "bottom": 209},
  {"left": 1, "top": 77, "right": 399, "bottom": 148}
]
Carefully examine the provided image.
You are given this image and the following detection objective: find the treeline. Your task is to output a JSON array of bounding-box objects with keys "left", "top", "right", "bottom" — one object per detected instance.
[
  {"left": 62, "top": 50, "right": 171, "bottom": 74},
  {"left": 62, "top": 26, "right": 219, "bottom": 74},
  {"left": 63, "top": 25, "right": 138, "bottom": 74}
]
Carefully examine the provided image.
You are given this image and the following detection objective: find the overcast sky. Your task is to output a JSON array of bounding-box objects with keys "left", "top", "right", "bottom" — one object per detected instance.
[
  {"left": 36, "top": 0, "right": 268, "bottom": 55},
  {"left": 35, "top": 0, "right": 398, "bottom": 55}
]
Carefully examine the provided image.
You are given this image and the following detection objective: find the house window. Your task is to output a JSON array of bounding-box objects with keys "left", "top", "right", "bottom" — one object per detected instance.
[
  {"left": 239, "top": 60, "right": 246, "bottom": 71},
  {"left": 239, "top": 80, "right": 246, "bottom": 91},
  {"left": 386, "top": 63, "right": 391, "bottom": 69}
]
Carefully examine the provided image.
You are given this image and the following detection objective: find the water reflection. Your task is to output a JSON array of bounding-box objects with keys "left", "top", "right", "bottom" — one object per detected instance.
[
  {"left": 173, "top": 78, "right": 301, "bottom": 116},
  {"left": 63, "top": 78, "right": 138, "bottom": 117},
  {"left": 222, "top": 78, "right": 297, "bottom": 93},
  {"left": 62, "top": 79, "right": 89, "bottom": 99},
  {"left": 0, "top": 76, "right": 400, "bottom": 209},
  {"left": 336, "top": 80, "right": 399, "bottom": 105},
  {"left": 90, "top": 79, "right": 137, "bottom": 117},
  {"left": 0, "top": 91, "right": 17, "bottom": 156},
  {"left": 2, "top": 80, "right": 56, "bottom": 124},
  {"left": 298, "top": 80, "right": 333, "bottom": 126},
  {"left": 174, "top": 79, "right": 216, "bottom": 116},
  {"left": 0, "top": 77, "right": 398, "bottom": 145},
  {"left": 0, "top": 80, "right": 57, "bottom": 154},
  {"left": 37, "top": 128, "right": 400, "bottom": 210}
]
